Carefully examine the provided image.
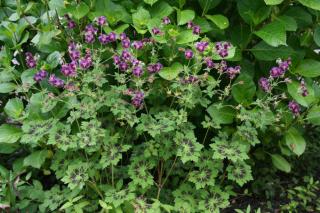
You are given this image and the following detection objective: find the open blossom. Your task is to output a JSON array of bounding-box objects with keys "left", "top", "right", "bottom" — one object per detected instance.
[
  {"left": 204, "top": 57, "right": 214, "bottom": 68},
  {"left": 192, "top": 25, "right": 201, "bottom": 35},
  {"left": 226, "top": 66, "right": 241, "bottom": 79},
  {"left": 152, "top": 27, "right": 162, "bottom": 35},
  {"left": 68, "top": 42, "right": 80, "bottom": 60},
  {"left": 96, "top": 16, "right": 107, "bottom": 26},
  {"left": 84, "top": 24, "right": 98, "bottom": 43},
  {"left": 270, "top": 67, "right": 284, "bottom": 78},
  {"left": 288, "top": 101, "right": 300, "bottom": 116},
  {"left": 300, "top": 79, "right": 308, "bottom": 97},
  {"left": 108, "top": 32, "right": 117, "bottom": 42},
  {"left": 121, "top": 50, "right": 132, "bottom": 61},
  {"left": 98, "top": 34, "right": 109, "bottom": 44},
  {"left": 49, "top": 74, "right": 64, "bottom": 87},
  {"left": 133, "top": 41, "right": 144, "bottom": 49},
  {"left": 122, "top": 38, "right": 131, "bottom": 48},
  {"left": 79, "top": 51, "right": 92, "bottom": 69},
  {"left": 131, "top": 91, "right": 144, "bottom": 108},
  {"left": 119, "top": 32, "right": 127, "bottom": 40},
  {"left": 25, "top": 52, "right": 37, "bottom": 68},
  {"left": 185, "top": 49, "right": 193, "bottom": 59},
  {"left": 162, "top": 17, "right": 170, "bottom": 25},
  {"left": 132, "top": 66, "right": 143, "bottom": 77},
  {"left": 34, "top": 70, "right": 47, "bottom": 82},
  {"left": 187, "top": 21, "right": 193, "bottom": 29},
  {"left": 277, "top": 58, "right": 291, "bottom": 71},
  {"left": 215, "top": 42, "right": 232, "bottom": 58},
  {"left": 113, "top": 55, "right": 121, "bottom": 65},
  {"left": 61, "top": 61, "right": 77, "bottom": 77},
  {"left": 119, "top": 62, "right": 129, "bottom": 71},
  {"left": 181, "top": 75, "right": 199, "bottom": 84},
  {"left": 195, "top": 41, "right": 209, "bottom": 52},
  {"left": 147, "top": 62, "right": 163, "bottom": 73},
  {"left": 64, "top": 14, "right": 76, "bottom": 29},
  {"left": 259, "top": 77, "right": 271, "bottom": 92}
]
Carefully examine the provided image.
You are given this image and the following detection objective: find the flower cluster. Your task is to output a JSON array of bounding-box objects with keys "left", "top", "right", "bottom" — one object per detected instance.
[
  {"left": 270, "top": 58, "right": 291, "bottom": 78},
  {"left": 49, "top": 74, "right": 64, "bottom": 88},
  {"left": 64, "top": 14, "right": 76, "bottom": 29},
  {"left": 299, "top": 78, "right": 308, "bottom": 97},
  {"left": 33, "top": 70, "right": 47, "bottom": 82},
  {"left": 215, "top": 42, "right": 232, "bottom": 58},
  {"left": 288, "top": 101, "right": 300, "bottom": 116},
  {"left": 84, "top": 24, "right": 98, "bottom": 43},
  {"left": 25, "top": 52, "right": 37, "bottom": 68},
  {"left": 131, "top": 91, "right": 144, "bottom": 108},
  {"left": 186, "top": 21, "right": 201, "bottom": 35}
]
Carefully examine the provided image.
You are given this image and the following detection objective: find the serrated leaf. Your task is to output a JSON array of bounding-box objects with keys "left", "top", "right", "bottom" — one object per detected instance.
[
  {"left": 254, "top": 22, "right": 287, "bottom": 47},
  {"left": 177, "top": 10, "right": 195, "bottom": 25},
  {"left": 271, "top": 154, "right": 291, "bottom": 173},
  {"left": 264, "top": 0, "right": 284, "bottom": 5},
  {"left": 285, "top": 128, "right": 306, "bottom": 156},
  {"left": 206, "top": 14, "right": 229, "bottom": 29},
  {"left": 298, "top": 0, "right": 320, "bottom": 11},
  {"left": 159, "top": 62, "right": 183, "bottom": 80},
  {"left": 176, "top": 30, "right": 199, "bottom": 44},
  {"left": 23, "top": 150, "right": 49, "bottom": 169},
  {"left": 294, "top": 59, "right": 320, "bottom": 77},
  {"left": 4, "top": 98, "right": 24, "bottom": 119},
  {"left": 0, "top": 124, "right": 22, "bottom": 144}
]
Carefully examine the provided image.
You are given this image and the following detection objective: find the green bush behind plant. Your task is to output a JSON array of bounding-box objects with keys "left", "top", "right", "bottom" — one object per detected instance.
[{"left": 0, "top": 0, "right": 319, "bottom": 212}]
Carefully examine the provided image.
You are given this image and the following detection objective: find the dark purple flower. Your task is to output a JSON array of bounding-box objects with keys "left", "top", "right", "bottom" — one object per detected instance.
[
  {"left": 152, "top": 27, "right": 162, "bottom": 35},
  {"left": 122, "top": 38, "right": 131, "bottom": 49},
  {"left": 215, "top": 42, "right": 231, "bottom": 58},
  {"left": 34, "top": 69, "right": 48, "bottom": 82},
  {"left": 96, "top": 16, "right": 107, "bottom": 26},
  {"left": 98, "top": 34, "right": 109, "bottom": 44},
  {"left": 277, "top": 58, "right": 291, "bottom": 71},
  {"left": 61, "top": 61, "right": 77, "bottom": 77},
  {"left": 85, "top": 24, "right": 98, "bottom": 34},
  {"left": 131, "top": 58, "right": 141, "bottom": 67},
  {"left": 108, "top": 32, "right": 117, "bottom": 42},
  {"left": 113, "top": 55, "right": 121, "bottom": 65},
  {"left": 300, "top": 79, "right": 308, "bottom": 97},
  {"left": 288, "top": 101, "right": 300, "bottom": 116},
  {"left": 154, "top": 62, "right": 163, "bottom": 72},
  {"left": 119, "top": 61, "right": 129, "bottom": 71},
  {"left": 133, "top": 41, "right": 144, "bottom": 50},
  {"left": 187, "top": 21, "right": 193, "bottom": 29},
  {"left": 132, "top": 66, "right": 143, "bottom": 77},
  {"left": 25, "top": 52, "right": 36, "bottom": 68},
  {"left": 147, "top": 63, "right": 163, "bottom": 74},
  {"left": 48, "top": 74, "right": 64, "bottom": 88},
  {"left": 119, "top": 32, "right": 127, "bottom": 40},
  {"left": 192, "top": 25, "right": 201, "bottom": 35},
  {"left": 182, "top": 75, "right": 198, "bottom": 84},
  {"left": 270, "top": 67, "right": 284, "bottom": 78},
  {"left": 121, "top": 50, "right": 131, "bottom": 61},
  {"left": 259, "top": 77, "right": 271, "bottom": 92},
  {"left": 131, "top": 91, "right": 144, "bottom": 108},
  {"left": 67, "top": 20, "right": 76, "bottom": 29},
  {"left": 226, "top": 66, "right": 241, "bottom": 79},
  {"left": 195, "top": 42, "right": 209, "bottom": 52},
  {"left": 204, "top": 58, "right": 214, "bottom": 68},
  {"left": 185, "top": 49, "right": 193, "bottom": 59},
  {"left": 68, "top": 42, "right": 80, "bottom": 60},
  {"left": 84, "top": 32, "right": 95, "bottom": 43},
  {"left": 79, "top": 51, "right": 92, "bottom": 69},
  {"left": 162, "top": 17, "right": 171, "bottom": 25}
]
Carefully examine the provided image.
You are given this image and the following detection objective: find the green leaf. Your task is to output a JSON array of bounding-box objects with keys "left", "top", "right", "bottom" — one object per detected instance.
[
  {"left": 206, "top": 14, "right": 229, "bottom": 29},
  {"left": 207, "top": 104, "right": 236, "bottom": 124},
  {"left": 264, "top": 0, "right": 284, "bottom": 5},
  {"left": 176, "top": 30, "right": 199, "bottom": 44},
  {"left": 159, "top": 62, "right": 183, "bottom": 80},
  {"left": 23, "top": 150, "right": 49, "bottom": 169},
  {"left": 4, "top": 98, "right": 24, "bottom": 119},
  {"left": 285, "top": 6, "right": 313, "bottom": 28},
  {"left": 70, "top": 2, "right": 90, "bottom": 20},
  {"left": 46, "top": 51, "right": 61, "bottom": 69},
  {"left": 0, "top": 71, "right": 14, "bottom": 82},
  {"left": 232, "top": 74, "right": 256, "bottom": 105},
  {"left": 144, "top": 0, "right": 158, "bottom": 5},
  {"left": 307, "top": 105, "right": 320, "bottom": 125},
  {"left": 0, "top": 124, "right": 22, "bottom": 144},
  {"left": 285, "top": 128, "right": 306, "bottom": 156},
  {"left": 237, "top": 0, "right": 271, "bottom": 26},
  {"left": 274, "top": 16, "right": 297, "bottom": 31},
  {"left": 251, "top": 42, "right": 295, "bottom": 61},
  {"left": 271, "top": 154, "right": 291, "bottom": 173},
  {"left": 287, "top": 81, "right": 315, "bottom": 107},
  {"left": 254, "top": 22, "right": 286, "bottom": 47},
  {"left": 177, "top": 10, "right": 195, "bottom": 25},
  {"left": 294, "top": 59, "right": 320, "bottom": 77},
  {"left": 298, "top": 0, "right": 320, "bottom": 11},
  {"left": 132, "top": 7, "right": 151, "bottom": 29},
  {"left": 150, "top": 1, "right": 173, "bottom": 18},
  {"left": 0, "top": 82, "right": 16, "bottom": 93},
  {"left": 198, "top": 0, "right": 222, "bottom": 14},
  {"left": 314, "top": 25, "right": 320, "bottom": 46}
]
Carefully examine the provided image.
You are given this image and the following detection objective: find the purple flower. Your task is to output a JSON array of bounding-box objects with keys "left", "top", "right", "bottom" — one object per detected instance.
[
  {"left": 131, "top": 91, "right": 144, "bottom": 108},
  {"left": 132, "top": 66, "right": 143, "bottom": 77},
  {"left": 119, "top": 32, "right": 127, "bottom": 40},
  {"left": 121, "top": 50, "right": 132, "bottom": 61},
  {"left": 226, "top": 66, "right": 241, "bottom": 79},
  {"left": 85, "top": 24, "right": 98, "bottom": 34},
  {"left": 34, "top": 70, "right": 48, "bottom": 82},
  {"left": 131, "top": 58, "right": 141, "bottom": 67},
  {"left": 162, "top": 17, "right": 171, "bottom": 25},
  {"left": 108, "top": 32, "right": 117, "bottom": 42},
  {"left": 204, "top": 58, "right": 214, "bottom": 69},
  {"left": 300, "top": 79, "right": 308, "bottom": 97},
  {"left": 113, "top": 55, "right": 121, "bottom": 65},
  {"left": 259, "top": 77, "right": 271, "bottom": 92},
  {"left": 96, "top": 16, "right": 107, "bottom": 26},
  {"left": 84, "top": 32, "right": 95, "bottom": 43},
  {"left": 195, "top": 41, "right": 209, "bottom": 52},
  {"left": 215, "top": 42, "right": 231, "bottom": 58},
  {"left": 147, "top": 63, "right": 163, "bottom": 73},
  {"left": 277, "top": 58, "right": 291, "bottom": 71},
  {"left": 98, "top": 34, "right": 109, "bottom": 44},
  {"left": 192, "top": 25, "right": 201, "bottom": 35},
  {"left": 288, "top": 101, "right": 300, "bottom": 116},
  {"left": 152, "top": 27, "right": 162, "bottom": 35},
  {"left": 25, "top": 52, "right": 37, "bottom": 68},
  {"left": 48, "top": 74, "right": 64, "bottom": 88},
  {"left": 182, "top": 75, "right": 198, "bottom": 84},
  {"left": 270, "top": 67, "right": 284, "bottom": 78},
  {"left": 67, "top": 20, "right": 76, "bottom": 29},
  {"left": 187, "top": 21, "right": 193, "bottom": 29},
  {"left": 133, "top": 41, "right": 144, "bottom": 50},
  {"left": 119, "top": 61, "right": 129, "bottom": 71},
  {"left": 122, "top": 38, "right": 131, "bottom": 48},
  {"left": 185, "top": 49, "right": 193, "bottom": 59},
  {"left": 79, "top": 52, "right": 92, "bottom": 69},
  {"left": 61, "top": 61, "right": 77, "bottom": 77}
]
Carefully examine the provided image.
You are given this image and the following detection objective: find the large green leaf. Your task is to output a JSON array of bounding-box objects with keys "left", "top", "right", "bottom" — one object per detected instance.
[
  {"left": 176, "top": 30, "right": 199, "bottom": 44},
  {"left": 70, "top": 2, "right": 90, "bottom": 20},
  {"left": 250, "top": 42, "right": 295, "bottom": 61},
  {"left": 144, "top": 0, "right": 158, "bottom": 5},
  {"left": 237, "top": 0, "right": 271, "bottom": 26},
  {"left": 177, "top": 10, "right": 195, "bottom": 25},
  {"left": 298, "top": 0, "right": 320, "bottom": 11},
  {"left": 274, "top": 16, "right": 297, "bottom": 31},
  {"left": 132, "top": 7, "right": 151, "bottom": 29},
  {"left": 23, "top": 150, "right": 49, "bottom": 169},
  {"left": 94, "top": 0, "right": 131, "bottom": 24},
  {"left": 264, "top": 0, "right": 284, "bottom": 5},
  {"left": 307, "top": 105, "right": 320, "bottom": 125},
  {"left": 150, "top": 1, "right": 173, "bottom": 18},
  {"left": 285, "top": 6, "right": 313, "bottom": 28},
  {"left": 285, "top": 128, "right": 306, "bottom": 156},
  {"left": 0, "top": 82, "right": 16, "bottom": 93},
  {"left": 287, "top": 81, "right": 315, "bottom": 107},
  {"left": 205, "top": 14, "right": 229, "bottom": 29},
  {"left": 198, "top": 0, "right": 222, "bottom": 14},
  {"left": 232, "top": 74, "right": 256, "bottom": 105},
  {"left": 271, "top": 154, "right": 291, "bottom": 173},
  {"left": 294, "top": 59, "right": 320, "bottom": 77},
  {"left": 4, "top": 98, "right": 24, "bottom": 119},
  {"left": 254, "top": 22, "right": 286, "bottom": 47},
  {"left": 207, "top": 104, "right": 236, "bottom": 124},
  {"left": 314, "top": 25, "right": 320, "bottom": 47},
  {"left": 159, "top": 62, "right": 183, "bottom": 80},
  {"left": 0, "top": 124, "right": 22, "bottom": 144}
]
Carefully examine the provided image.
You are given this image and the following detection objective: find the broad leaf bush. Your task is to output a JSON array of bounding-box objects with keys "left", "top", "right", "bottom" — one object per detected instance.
[{"left": 0, "top": 0, "right": 320, "bottom": 212}]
